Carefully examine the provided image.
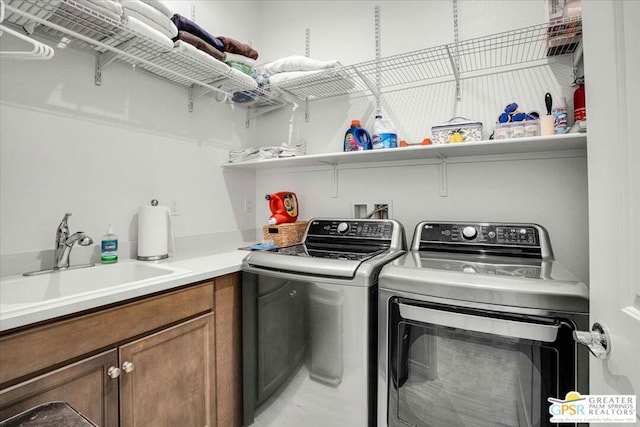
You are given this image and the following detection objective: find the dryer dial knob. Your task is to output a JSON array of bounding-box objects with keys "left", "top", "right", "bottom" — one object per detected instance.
[
  {"left": 337, "top": 222, "right": 350, "bottom": 233},
  {"left": 462, "top": 226, "right": 477, "bottom": 240}
]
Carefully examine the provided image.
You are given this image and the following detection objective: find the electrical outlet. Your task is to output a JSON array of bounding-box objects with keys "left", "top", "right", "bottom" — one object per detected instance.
[
  {"left": 243, "top": 198, "right": 253, "bottom": 214},
  {"left": 170, "top": 200, "right": 179, "bottom": 216}
]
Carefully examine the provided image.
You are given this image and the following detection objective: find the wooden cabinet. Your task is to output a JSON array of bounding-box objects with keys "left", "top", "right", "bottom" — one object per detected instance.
[
  {"left": 0, "top": 273, "right": 244, "bottom": 427},
  {"left": 0, "top": 350, "right": 119, "bottom": 426},
  {"left": 120, "top": 314, "right": 215, "bottom": 427}
]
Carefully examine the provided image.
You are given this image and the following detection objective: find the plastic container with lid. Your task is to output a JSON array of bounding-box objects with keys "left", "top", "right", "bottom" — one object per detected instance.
[
  {"left": 431, "top": 117, "right": 483, "bottom": 144},
  {"left": 343, "top": 120, "right": 372, "bottom": 152}
]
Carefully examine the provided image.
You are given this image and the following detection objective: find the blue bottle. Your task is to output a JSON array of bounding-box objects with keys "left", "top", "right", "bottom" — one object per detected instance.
[{"left": 344, "top": 120, "right": 372, "bottom": 152}]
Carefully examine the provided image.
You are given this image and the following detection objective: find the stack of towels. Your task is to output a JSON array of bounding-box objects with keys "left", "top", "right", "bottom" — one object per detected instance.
[
  {"left": 170, "top": 12, "right": 259, "bottom": 68},
  {"left": 121, "top": 0, "right": 177, "bottom": 40},
  {"left": 228, "top": 142, "right": 307, "bottom": 163}
]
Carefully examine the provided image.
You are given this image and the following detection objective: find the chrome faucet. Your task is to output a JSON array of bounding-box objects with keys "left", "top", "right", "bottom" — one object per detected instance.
[
  {"left": 54, "top": 213, "right": 93, "bottom": 270},
  {"left": 24, "top": 213, "right": 95, "bottom": 276}
]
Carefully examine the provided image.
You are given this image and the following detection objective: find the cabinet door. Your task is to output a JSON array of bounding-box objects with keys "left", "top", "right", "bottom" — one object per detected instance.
[
  {"left": 0, "top": 349, "right": 118, "bottom": 426},
  {"left": 119, "top": 313, "right": 215, "bottom": 427}
]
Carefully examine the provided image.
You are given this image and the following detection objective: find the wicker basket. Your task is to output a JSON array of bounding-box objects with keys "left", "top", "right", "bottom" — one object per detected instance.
[{"left": 262, "top": 221, "right": 308, "bottom": 247}]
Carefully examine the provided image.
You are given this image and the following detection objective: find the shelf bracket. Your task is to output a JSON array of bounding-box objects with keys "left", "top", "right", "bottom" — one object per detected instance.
[
  {"left": 188, "top": 84, "right": 222, "bottom": 112},
  {"left": 445, "top": 45, "right": 461, "bottom": 102},
  {"left": 94, "top": 38, "right": 136, "bottom": 86},
  {"left": 305, "top": 28, "right": 310, "bottom": 57},
  {"left": 439, "top": 156, "right": 448, "bottom": 197},
  {"left": 304, "top": 98, "right": 310, "bottom": 122},
  {"left": 94, "top": 51, "right": 118, "bottom": 86},
  {"left": 245, "top": 108, "right": 251, "bottom": 128},
  {"left": 352, "top": 67, "right": 380, "bottom": 101}
]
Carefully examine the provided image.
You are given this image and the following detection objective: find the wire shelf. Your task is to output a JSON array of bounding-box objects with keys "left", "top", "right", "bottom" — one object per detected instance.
[
  {"left": 274, "top": 16, "right": 582, "bottom": 101},
  {"left": 3, "top": 0, "right": 582, "bottom": 108},
  {"left": 3, "top": 0, "right": 284, "bottom": 109}
]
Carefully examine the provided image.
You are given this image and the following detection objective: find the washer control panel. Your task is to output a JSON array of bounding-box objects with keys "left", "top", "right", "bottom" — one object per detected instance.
[
  {"left": 308, "top": 219, "right": 394, "bottom": 240},
  {"left": 419, "top": 222, "right": 540, "bottom": 247}
]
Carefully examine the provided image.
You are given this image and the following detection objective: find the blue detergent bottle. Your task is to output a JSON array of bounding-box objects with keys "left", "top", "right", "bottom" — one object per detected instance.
[{"left": 343, "top": 120, "right": 372, "bottom": 152}]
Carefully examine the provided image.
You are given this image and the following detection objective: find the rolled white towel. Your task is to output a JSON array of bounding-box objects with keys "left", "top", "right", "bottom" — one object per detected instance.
[
  {"left": 122, "top": 0, "right": 177, "bottom": 39},
  {"left": 139, "top": 0, "right": 174, "bottom": 18},
  {"left": 263, "top": 55, "right": 339, "bottom": 75},
  {"left": 225, "top": 52, "right": 257, "bottom": 68},
  {"left": 123, "top": 15, "right": 174, "bottom": 51},
  {"left": 80, "top": 0, "right": 123, "bottom": 19}
]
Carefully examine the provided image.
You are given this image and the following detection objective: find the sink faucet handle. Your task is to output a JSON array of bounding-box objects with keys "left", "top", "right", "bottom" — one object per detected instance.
[{"left": 57, "top": 213, "right": 72, "bottom": 240}]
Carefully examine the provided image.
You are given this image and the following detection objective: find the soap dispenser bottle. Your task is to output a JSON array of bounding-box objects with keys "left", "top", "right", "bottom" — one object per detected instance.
[{"left": 101, "top": 223, "right": 118, "bottom": 264}]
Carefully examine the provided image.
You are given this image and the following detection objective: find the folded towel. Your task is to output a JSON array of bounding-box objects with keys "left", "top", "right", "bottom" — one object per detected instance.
[
  {"left": 175, "top": 30, "right": 225, "bottom": 62},
  {"left": 123, "top": 15, "right": 174, "bottom": 51},
  {"left": 139, "top": 0, "right": 173, "bottom": 18},
  {"left": 228, "top": 67, "right": 259, "bottom": 88},
  {"left": 218, "top": 36, "right": 258, "bottom": 60},
  {"left": 122, "top": 0, "right": 177, "bottom": 39},
  {"left": 263, "top": 55, "right": 339, "bottom": 75},
  {"left": 79, "top": 0, "right": 123, "bottom": 20},
  {"left": 227, "top": 61, "right": 256, "bottom": 77},
  {"left": 225, "top": 52, "right": 257, "bottom": 67},
  {"left": 171, "top": 13, "right": 225, "bottom": 52},
  {"left": 267, "top": 70, "right": 325, "bottom": 85},
  {"left": 173, "top": 40, "right": 230, "bottom": 75},
  {"left": 228, "top": 142, "right": 306, "bottom": 163}
]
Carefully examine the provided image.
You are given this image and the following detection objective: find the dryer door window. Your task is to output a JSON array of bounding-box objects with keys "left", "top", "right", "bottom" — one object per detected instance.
[{"left": 387, "top": 299, "right": 576, "bottom": 427}]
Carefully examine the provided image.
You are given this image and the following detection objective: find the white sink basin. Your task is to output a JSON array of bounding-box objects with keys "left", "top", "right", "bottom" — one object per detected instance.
[{"left": 0, "top": 261, "right": 191, "bottom": 306}]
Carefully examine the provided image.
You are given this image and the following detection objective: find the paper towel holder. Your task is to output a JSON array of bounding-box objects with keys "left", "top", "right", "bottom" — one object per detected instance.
[{"left": 137, "top": 199, "right": 171, "bottom": 261}]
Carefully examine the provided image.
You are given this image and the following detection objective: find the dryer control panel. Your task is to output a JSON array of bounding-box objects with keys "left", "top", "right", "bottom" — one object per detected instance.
[{"left": 415, "top": 222, "right": 553, "bottom": 260}]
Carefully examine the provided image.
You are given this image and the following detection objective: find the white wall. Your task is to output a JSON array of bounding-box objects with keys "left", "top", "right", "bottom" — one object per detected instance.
[
  {"left": 0, "top": 1, "right": 260, "bottom": 274},
  {"left": 252, "top": 1, "right": 589, "bottom": 283},
  {"left": 0, "top": 1, "right": 589, "bottom": 282}
]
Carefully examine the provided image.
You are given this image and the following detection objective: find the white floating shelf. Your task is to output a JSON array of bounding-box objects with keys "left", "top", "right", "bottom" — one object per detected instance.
[{"left": 223, "top": 134, "right": 587, "bottom": 171}]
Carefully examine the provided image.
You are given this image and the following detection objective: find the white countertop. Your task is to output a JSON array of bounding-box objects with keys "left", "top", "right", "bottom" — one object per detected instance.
[{"left": 0, "top": 250, "right": 248, "bottom": 332}]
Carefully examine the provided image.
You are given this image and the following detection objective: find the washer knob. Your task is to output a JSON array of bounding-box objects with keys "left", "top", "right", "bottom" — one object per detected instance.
[
  {"left": 462, "top": 226, "right": 477, "bottom": 240},
  {"left": 336, "top": 222, "right": 349, "bottom": 233}
]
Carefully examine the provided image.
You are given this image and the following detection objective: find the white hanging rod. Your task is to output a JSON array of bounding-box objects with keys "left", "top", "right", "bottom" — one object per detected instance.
[{"left": 0, "top": 23, "right": 54, "bottom": 59}]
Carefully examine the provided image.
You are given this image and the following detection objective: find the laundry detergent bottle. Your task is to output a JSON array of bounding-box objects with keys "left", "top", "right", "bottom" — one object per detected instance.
[
  {"left": 266, "top": 192, "right": 299, "bottom": 225},
  {"left": 343, "top": 120, "right": 372, "bottom": 152}
]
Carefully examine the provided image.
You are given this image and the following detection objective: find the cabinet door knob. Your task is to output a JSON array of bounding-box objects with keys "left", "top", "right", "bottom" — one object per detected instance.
[
  {"left": 107, "top": 366, "right": 121, "bottom": 379},
  {"left": 122, "top": 361, "right": 135, "bottom": 373},
  {"left": 289, "top": 290, "right": 297, "bottom": 298}
]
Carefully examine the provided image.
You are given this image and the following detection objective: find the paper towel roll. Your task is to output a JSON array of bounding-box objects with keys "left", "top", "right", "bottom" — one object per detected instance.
[
  {"left": 137, "top": 204, "right": 171, "bottom": 260},
  {"left": 540, "top": 115, "right": 555, "bottom": 136}
]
